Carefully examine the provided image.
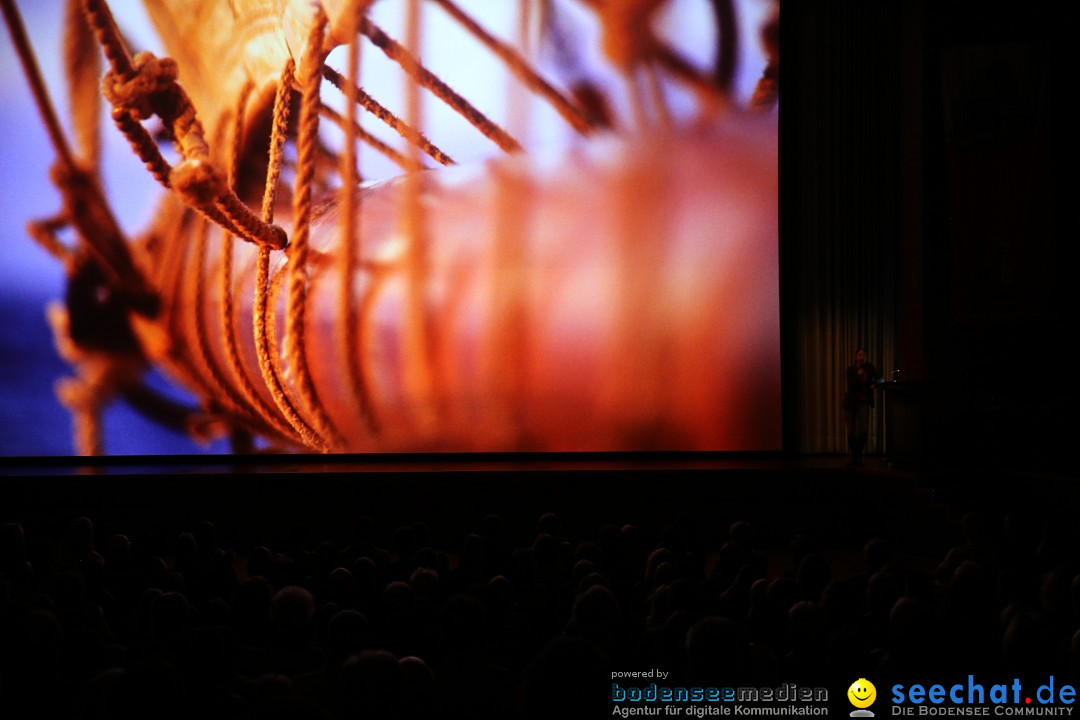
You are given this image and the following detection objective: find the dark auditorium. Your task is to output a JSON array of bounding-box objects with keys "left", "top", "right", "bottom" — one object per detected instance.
[{"left": 1, "top": 1, "right": 1074, "bottom": 719}]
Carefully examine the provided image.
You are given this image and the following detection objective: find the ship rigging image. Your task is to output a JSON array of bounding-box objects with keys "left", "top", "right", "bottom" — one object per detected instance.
[{"left": 1, "top": 0, "right": 779, "bottom": 455}]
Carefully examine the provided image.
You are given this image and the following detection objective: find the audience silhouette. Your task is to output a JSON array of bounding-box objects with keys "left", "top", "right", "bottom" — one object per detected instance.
[{"left": 2, "top": 470, "right": 1079, "bottom": 717}]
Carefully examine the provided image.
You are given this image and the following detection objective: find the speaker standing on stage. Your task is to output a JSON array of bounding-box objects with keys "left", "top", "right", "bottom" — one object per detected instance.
[{"left": 843, "top": 348, "right": 879, "bottom": 466}]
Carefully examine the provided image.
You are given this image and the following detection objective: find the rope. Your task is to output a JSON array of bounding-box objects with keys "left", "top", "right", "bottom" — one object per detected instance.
[
  {"left": 171, "top": 210, "right": 223, "bottom": 416},
  {"left": 191, "top": 213, "right": 257, "bottom": 425},
  {"left": 574, "top": 0, "right": 726, "bottom": 109},
  {"left": 159, "top": 210, "right": 193, "bottom": 356},
  {"left": 145, "top": 203, "right": 233, "bottom": 425},
  {"left": 46, "top": 144, "right": 159, "bottom": 319},
  {"left": 431, "top": 0, "right": 595, "bottom": 134},
  {"left": 183, "top": 205, "right": 291, "bottom": 446},
  {"left": 55, "top": 373, "right": 104, "bottom": 456},
  {"left": 322, "top": 66, "right": 454, "bottom": 166},
  {"left": 361, "top": 16, "right": 522, "bottom": 154},
  {"left": 84, "top": 0, "right": 289, "bottom": 251},
  {"left": 64, "top": 0, "right": 101, "bottom": 169},
  {"left": 252, "top": 60, "right": 327, "bottom": 451},
  {"left": 101, "top": 50, "right": 178, "bottom": 120},
  {"left": 217, "top": 85, "right": 303, "bottom": 445},
  {"left": 112, "top": 111, "right": 173, "bottom": 187},
  {"left": 710, "top": 0, "right": 738, "bottom": 96},
  {"left": 27, "top": 215, "right": 74, "bottom": 264},
  {"left": 103, "top": 57, "right": 290, "bottom": 251},
  {"left": 2, "top": 0, "right": 78, "bottom": 176},
  {"left": 261, "top": 62, "right": 293, "bottom": 222},
  {"left": 653, "top": 45, "right": 727, "bottom": 108},
  {"left": 286, "top": 7, "right": 348, "bottom": 451},
  {"left": 80, "top": 0, "right": 134, "bottom": 76},
  {"left": 320, "top": 104, "right": 414, "bottom": 171}
]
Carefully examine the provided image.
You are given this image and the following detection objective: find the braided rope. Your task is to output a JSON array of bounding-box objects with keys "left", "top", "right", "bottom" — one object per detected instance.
[
  {"left": 217, "top": 84, "right": 303, "bottom": 446},
  {"left": 184, "top": 205, "right": 292, "bottom": 446},
  {"left": 319, "top": 104, "right": 415, "bottom": 171},
  {"left": 254, "top": 60, "right": 326, "bottom": 451},
  {"left": 190, "top": 213, "right": 265, "bottom": 429},
  {"left": 172, "top": 211, "right": 224, "bottom": 414},
  {"left": 361, "top": 16, "right": 522, "bottom": 154},
  {"left": 432, "top": 0, "right": 595, "bottom": 134},
  {"left": 322, "top": 66, "right": 454, "bottom": 167},
  {"left": 285, "top": 8, "right": 348, "bottom": 451},
  {"left": 64, "top": 0, "right": 101, "bottom": 169},
  {"left": 84, "top": 0, "right": 289, "bottom": 252}
]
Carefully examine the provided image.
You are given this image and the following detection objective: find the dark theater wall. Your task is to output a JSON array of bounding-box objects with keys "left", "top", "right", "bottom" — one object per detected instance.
[{"left": 924, "top": 0, "right": 1067, "bottom": 469}]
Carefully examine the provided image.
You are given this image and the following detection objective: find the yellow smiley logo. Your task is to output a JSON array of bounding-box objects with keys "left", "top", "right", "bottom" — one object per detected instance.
[{"left": 848, "top": 679, "right": 877, "bottom": 708}]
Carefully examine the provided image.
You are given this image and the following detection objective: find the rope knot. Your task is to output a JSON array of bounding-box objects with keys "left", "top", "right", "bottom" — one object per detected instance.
[
  {"left": 102, "top": 51, "right": 179, "bottom": 120},
  {"left": 48, "top": 159, "right": 91, "bottom": 193},
  {"left": 170, "top": 158, "right": 225, "bottom": 207}
]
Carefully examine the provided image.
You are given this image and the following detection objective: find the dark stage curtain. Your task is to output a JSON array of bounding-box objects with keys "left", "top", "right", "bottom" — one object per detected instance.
[
  {"left": 781, "top": 0, "right": 1062, "bottom": 466},
  {"left": 781, "top": 0, "right": 906, "bottom": 455}
]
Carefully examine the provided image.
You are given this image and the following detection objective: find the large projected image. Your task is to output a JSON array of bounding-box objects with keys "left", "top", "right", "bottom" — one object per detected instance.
[{"left": 0, "top": 0, "right": 779, "bottom": 455}]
